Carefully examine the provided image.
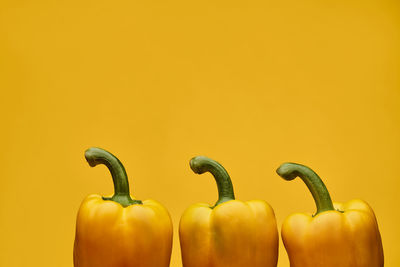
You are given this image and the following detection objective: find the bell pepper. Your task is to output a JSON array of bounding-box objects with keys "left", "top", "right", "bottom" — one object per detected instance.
[
  {"left": 179, "top": 156, "right": 279, "bottom": 267},
  {"left": 73, "top": 147, "right": 173, "bottom": 267},
  {"left": 276, "top": 162, "right": 384, "bottom": 267}
]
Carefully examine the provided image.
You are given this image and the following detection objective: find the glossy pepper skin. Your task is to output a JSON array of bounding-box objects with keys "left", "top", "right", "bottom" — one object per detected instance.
[
  {"left": 277, "top": 163, "right": 384, "bottom": 267},
  {"left": 74, "top": 148, "right": 173, "bottom": 267},
  {"left": 179, "top": 156, "right": 279, "bottom": 267}
]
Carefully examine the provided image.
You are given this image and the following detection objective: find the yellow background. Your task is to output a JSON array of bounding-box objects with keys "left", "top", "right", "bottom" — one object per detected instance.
[{"left": 0, "top": 0, "right": 399, "bottom": 266}]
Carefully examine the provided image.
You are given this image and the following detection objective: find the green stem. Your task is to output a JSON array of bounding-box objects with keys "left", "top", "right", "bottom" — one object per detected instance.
[
  {"left": 276, "top": 162, "right": 334, "bottom": 215},
  {"left": 190, "top": 156, "right": 235, "bottom": 208},
  {"left": 85, "top": 147, "right": 142, "bottom": 207}
]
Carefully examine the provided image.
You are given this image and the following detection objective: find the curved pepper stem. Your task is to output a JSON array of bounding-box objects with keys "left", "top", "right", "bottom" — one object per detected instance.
[
  {"left": 85, "top": 147, "right": 142, "bottom": 207},
  {"left": 190, "top": 156, "right": 235, "bottom": 208},
  {"left": 276, "top": 162, "right": 334, "bottom": 215}
]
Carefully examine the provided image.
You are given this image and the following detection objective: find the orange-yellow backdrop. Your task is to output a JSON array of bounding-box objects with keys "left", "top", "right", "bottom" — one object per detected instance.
[{"left": 0, "top": 0, "right": 399, "bottom": 266}]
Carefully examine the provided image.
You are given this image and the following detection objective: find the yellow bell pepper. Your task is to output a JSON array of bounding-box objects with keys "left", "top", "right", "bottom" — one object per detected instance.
[
  {"left": 179, "top": 156, "right": 279, "bottom": 267},
  {"left": 276, "top": 162, "right": 384, "bottom": 267},
  {"left": 74, "top": 148, "right": 173, "bottom": 267}
]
